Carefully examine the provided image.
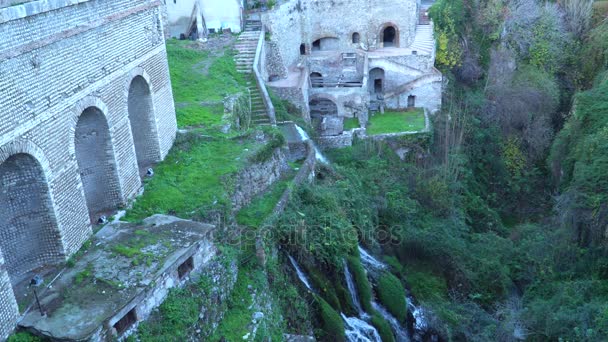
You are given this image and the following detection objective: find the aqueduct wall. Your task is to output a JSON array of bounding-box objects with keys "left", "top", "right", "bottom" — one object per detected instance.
[{"left": 0, "top": 0, "right": 177, "bottom": 339}]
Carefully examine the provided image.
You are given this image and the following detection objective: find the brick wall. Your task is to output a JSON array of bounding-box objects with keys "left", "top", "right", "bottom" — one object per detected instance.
[{"left": 0, "top": 0, "right": 177, "bottom": 337}]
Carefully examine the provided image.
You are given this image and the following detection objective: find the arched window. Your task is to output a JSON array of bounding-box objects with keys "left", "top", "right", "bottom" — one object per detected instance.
[
  {"left": 310, "top": 72, "right": 323, "bottom": 88},
  {"left": 300, "top": 43, "right": 306, "bottom": 55},
  {"left": 128, "top": 75, "right": 159, "bottom": 172},
  {"left": 381, "top": 26, "right": 398, "bottom": 47},
  {"left": 352, "top": 32, "right": 360, "bottom": 44}
]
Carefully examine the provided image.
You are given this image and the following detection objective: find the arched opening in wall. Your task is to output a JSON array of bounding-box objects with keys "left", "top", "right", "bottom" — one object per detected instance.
[
  {"left": 381, "top": 26, "right": 398, "bottom": 48},
  {"left": 309, "top": 98, "right": 341, "bottom": 136},
  {"left": 128, "top": 75, "right": 159, "bottom": 173},
  {"left": 75, "top": 107, "right": 122, "bottom": 221},
  {"left": 311, "top": 37, "right": 340, "bottom": 52},
  {"left": 369, "top": 68, "right": 385, "bottom": 94},
  {"left": 408, "top": 95, "right": 416, "bottom": 108},
  {"left": 0, "top": 153, "right": 63, "bottom": 288},
  {"left": 352, "top": 32, "right": 360, "bottom": 44},
  {"left": 310, "top": 72, "right": 323, "bottom": 88},
  {"left": 300, "top": 43, "right": 306, "bottom": 55}
]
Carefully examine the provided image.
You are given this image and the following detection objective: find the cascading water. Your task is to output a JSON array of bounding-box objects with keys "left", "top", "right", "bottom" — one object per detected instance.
[
  {"left": 344, "top": 260, "right": 365, "bottom": 317},
  {"left": 342, "top": 314, "right": 382, "bottom": 342},
  {"left": 372, "top": 301, "right": 410, "bottom": 342},
  {"left": 288, "top": 255, "right": 381, "bottom": 342},
  {"left": 288, "top": 255, "right": 315, "bottom": 292},
  {"left": 295, "top": 124, "right": 329, "bottom": 164},
  {"left": 358, "top": 246, "right": 388, "bottom": 270}
]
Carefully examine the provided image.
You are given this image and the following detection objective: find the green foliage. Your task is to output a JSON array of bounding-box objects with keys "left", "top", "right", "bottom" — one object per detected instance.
[
  {"left": 315, "top": 296, "right": 345, "bottom": 341},
  {"left": 377, "top": 272, "right": 407, "bottom": 322},
  {"left": 343, "top": 117, "right": 360, "bottom": 130},
  {"left": 7, "top": 332, "right": 43, "bottom": 342},
  {"left": 429, "top": 0, "right": 464, "bottom": 68},
  {"left": 371, "top": 313, "right": 395, "bottom": 342},
  {"left": 347, "top": 256, "right": 373, "bottom": 312},
  {"left": 366, "top": 109, "right": 426, "bottom": 135}
]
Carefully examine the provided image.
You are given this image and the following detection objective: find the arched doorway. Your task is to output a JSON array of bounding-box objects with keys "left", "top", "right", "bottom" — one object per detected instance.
[
  {"left": 381, "top": 26, "right": 398, "bottom": 47},
  {"left": 310, "top": 72, "right": 323, "bottom": 88},
  {"left": 75, "top": 107, "right": 122, "bottom": 220},
  {"left": 0, "top": 153, "right": 63, "bottom": 284},
  {"left": 309, "top": 98, "right": 341, "bottom": 136},
  {"left": 352, "top": 32, "right": 360, "bottom": 44},
  {"left": 369, "top": 68, "right": 385, "bottom": 94},
  {"left": 128, "top": 75, "right": 159, "bottom": 172}
]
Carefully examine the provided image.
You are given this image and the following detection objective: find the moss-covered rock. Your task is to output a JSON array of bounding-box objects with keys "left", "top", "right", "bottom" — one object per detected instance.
[
  {"left": 377, "top": 272, "right": 407, "bottom": 322},
  {"left": 371, "top": 313, "right": 396, "bottom": 342},
  {"left": 315, "top": 296, "right": 345, "bottom": 341},
  {"left": 347, "top": 256, "right": 373, "bottom": 312},
  {"left": 306, "top": 265, "right": 342, "bottom": 312}
]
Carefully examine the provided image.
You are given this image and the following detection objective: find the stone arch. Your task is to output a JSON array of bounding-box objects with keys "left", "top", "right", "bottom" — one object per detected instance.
[
  {"left": 126, "top": 69, "right": 161, "bottom": 172},
  {"left": 309, "top": 96, "right": 342, "bottom": 136},
  {"left": 0, "top": 149, "right": 64, "bottom": 285},
  {"left": 73, "top": 103, "right": 123, "bottom": 220},
  {"left": 369, "top": 67, "right": 385, "bottom": 94},
  {"left": 310, "top": 72, "right": 323, "bottom": 88},
  {"left": 379, "top": 23, "right": 399, "bottom": 48}
]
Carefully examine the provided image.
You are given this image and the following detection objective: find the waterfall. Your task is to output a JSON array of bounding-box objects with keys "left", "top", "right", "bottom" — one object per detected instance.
[
  {"left": 358, "top": 246, "right": 388, "bottom": 270},
  {"left": 288, "top": 255, "right": 315, "bottom": 292},
  {"left": 342, "top": 314, "right": 382, "bottom": 342},
  {"left": 295, "top": 124, "right": 329, "bottom": 164},
  {"left": 344, "top": 260, "right": 365, "bottom": 317},
  {"left": 372, "top": 301, "right": 410, "bottom": 342},
  {"left": 407, "top": 296, "right": 427, "bottom": 332}
]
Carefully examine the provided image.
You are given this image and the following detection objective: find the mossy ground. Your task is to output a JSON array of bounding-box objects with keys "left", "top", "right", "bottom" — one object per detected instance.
[
  {"left": 343, "top": 117, "right": 360, "bottom": 130},
  {"left": 236, "top": 178, "right": 291, "bottom": 228},
  {"left": 367, "top": 108, "right": 425, "bottom": 135},
  {"left": 377, "top": 272, "right": 407, "bottom": 322}
]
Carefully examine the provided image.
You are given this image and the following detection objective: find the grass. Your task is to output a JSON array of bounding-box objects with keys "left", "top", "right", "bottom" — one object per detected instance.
[
  {"left": 377, "top": 272, "right": 407, "bottom": 322},
  {"left": 166, "top": 40, "right": 247, "bottom": 128},
  {"left": 236, "top": 179, "right": 291, "bottom": 228},
  {"left": 366, "top": 108, "right": 425, "bottom": 135},
  {"left": 124, "top": 131, "right": 257, "bottom": 221},
  {"left": 343, "top": 117, "right": 360, "bottom": 130}
]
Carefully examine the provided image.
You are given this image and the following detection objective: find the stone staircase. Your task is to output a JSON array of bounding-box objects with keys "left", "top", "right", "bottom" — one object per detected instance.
[
  {"left": 247, "top": 78, "right": 271, "bottom": 125},
  {"left": 235, "top": 19, "right": 271, "bottom": 125},
  {"left": 234, "top": 20, "right": 262, "bottom": 73},
  {"left": 410, "top": 25, "right": 435, "bottom": 54}
]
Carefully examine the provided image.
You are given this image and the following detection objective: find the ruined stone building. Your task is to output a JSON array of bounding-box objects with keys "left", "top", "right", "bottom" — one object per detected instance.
[
  {"left": 261, "top": 0, "right": 442, "bottom": 139},
  {"left": 163, "top": 0, "right": 245, "bottom": 39},
  {"left": 0, "top": 0, "right": 177, "bottom": 339}
]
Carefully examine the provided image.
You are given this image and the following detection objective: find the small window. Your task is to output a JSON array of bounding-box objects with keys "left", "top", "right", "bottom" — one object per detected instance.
[
  {"left": 312, "top": 39, "right": 321, "bottom": 51},
  {"left": 352, "top": 32, "right": 360, "bottom": 44},
  {"left": 178, "top": 256, "right": 194, "bottom": 279},
  {"left": 310, "top": 72, "right": 322, "bottom": 88},
  {"left": 300, "top": 43, "right": 306, "bottom": 55},
  {"left": 114, "top": 308, "right": 137, "bottom": 335}
]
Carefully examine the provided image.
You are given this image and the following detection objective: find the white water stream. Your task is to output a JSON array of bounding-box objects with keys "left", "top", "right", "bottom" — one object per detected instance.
[
  {"left": 372, "top": 301, "right": 410, "bottom": 342},
  {"left": 358, "top": 246, "right": 388, "bottom": 271},
  {"left": 288, "top": 255, "right": 314, "bottom": 292},
  {"left": 295, "top": 124, "right": 329, "bottom": 164},
  {"left": 342, "top": 314, "right": 382, "bottom": 342},
  {"left": 344, "top": 260, "right": 365, "bottom": 317}
]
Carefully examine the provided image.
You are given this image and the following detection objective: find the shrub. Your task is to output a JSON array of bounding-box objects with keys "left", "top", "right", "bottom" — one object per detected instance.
[
  {"left": 7, "top": 333, "right": 42, "bottom": 342},
  {"left": 315, "top": 296, "right": 345, "bottom": 341},
  {"left": 377, "top": 272, "right": 407, "bottom": 322},
  {"left": 371, "top": 313, "right": 396, "bottom": 342}
]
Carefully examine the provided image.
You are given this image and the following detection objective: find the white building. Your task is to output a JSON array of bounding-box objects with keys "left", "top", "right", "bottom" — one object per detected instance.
[{"left": 164, "top": 0, "right": 245, "bottom": 39}]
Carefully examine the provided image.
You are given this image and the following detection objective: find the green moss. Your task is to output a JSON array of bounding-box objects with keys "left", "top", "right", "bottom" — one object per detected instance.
[
  {"left": 236, "top": 179, "right": 290, "bottom": 227},
  {"left": 306, "top": 265, "right": 342, "bottom": 312},
  {"left": 404, "top": 264, "right": 449, "bottom": 303},
  {"left": 367, "top": 109, "right": 426, "bottom": 135},
  {"left": 248, "top": 127, "right": 286, "bottom": 163},
  {"left": 371, "top": 313, "right": 395, "bottom": 342},
  {"left": 137, "top": 287, "right": 200, "bottom": 341},
  {"left": 315, "top": 296, "right": 345, "bottom": 341},
  {"left": 347, "top": 256, "right": 373, "bottom": 312},
  {"left": 343, "top": 117, "right": 360, "bottom": 130},
  {"left": 377, "top": 272, "right": 407, "bottom": 322}
]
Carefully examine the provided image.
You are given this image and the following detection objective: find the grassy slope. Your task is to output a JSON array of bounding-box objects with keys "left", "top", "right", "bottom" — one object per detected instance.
[
  {"left": 367, "top": 108, "right": 425, "bottom": 135},
  {"left": 125, "top": 40, "right": 258, "bottom": 221}
]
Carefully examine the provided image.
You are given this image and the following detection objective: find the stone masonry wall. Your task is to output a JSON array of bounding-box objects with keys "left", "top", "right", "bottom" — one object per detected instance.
[
  {"left": 263, "top": 0, "right": 418, "bottom": 72},
  {"left": 0, "top": 0, "right": 177, "bottom": 338}
]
